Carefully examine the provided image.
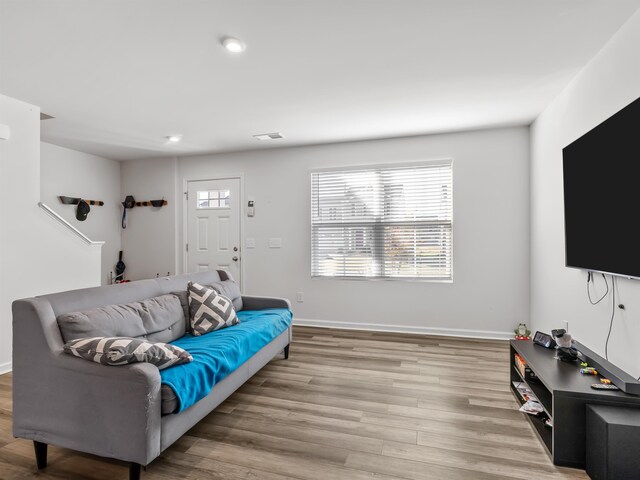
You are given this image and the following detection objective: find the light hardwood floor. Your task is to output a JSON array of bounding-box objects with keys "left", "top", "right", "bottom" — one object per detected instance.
[{"left": 0, "top": 327, "right": 588, "bottom": 479}]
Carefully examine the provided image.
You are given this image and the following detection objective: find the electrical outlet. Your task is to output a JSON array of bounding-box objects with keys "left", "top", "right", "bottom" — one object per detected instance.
[{"left": 296, "top": 292, "right": 304, "bottom": 303}]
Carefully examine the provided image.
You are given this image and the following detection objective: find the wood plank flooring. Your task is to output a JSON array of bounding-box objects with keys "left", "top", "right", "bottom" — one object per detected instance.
[{"left": 0, "top": 327, "right": 588, "bottom": 479}]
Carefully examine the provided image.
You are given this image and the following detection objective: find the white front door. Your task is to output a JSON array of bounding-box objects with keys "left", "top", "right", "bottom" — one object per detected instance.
[{"left": 186, "top": 178, "right": 241, "bottom": 284}]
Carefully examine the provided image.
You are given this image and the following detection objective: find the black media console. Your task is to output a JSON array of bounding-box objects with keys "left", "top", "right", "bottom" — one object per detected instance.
[{"left": 510, "top": 339, "right": 640, "bottom": 469}]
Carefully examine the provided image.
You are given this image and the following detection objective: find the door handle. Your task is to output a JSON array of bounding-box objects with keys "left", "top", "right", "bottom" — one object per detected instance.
[{"left": 232, "top": 256, "right": 239, "bottom": 262}]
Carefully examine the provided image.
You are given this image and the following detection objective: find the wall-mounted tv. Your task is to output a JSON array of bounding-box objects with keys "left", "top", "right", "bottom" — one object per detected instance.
[{"left": 563, "top": 96, "right": 640, "bottom": 279}]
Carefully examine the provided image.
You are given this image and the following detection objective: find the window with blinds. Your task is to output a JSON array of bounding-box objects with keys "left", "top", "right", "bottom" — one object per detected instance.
[{"left": 311, "top": 161, "right": 453, "bottom": 280}]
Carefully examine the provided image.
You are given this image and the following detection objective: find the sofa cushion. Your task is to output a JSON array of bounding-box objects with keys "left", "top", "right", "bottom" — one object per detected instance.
[
  {"left": 187, "top": 282, "right": 239, "bottom": 335},
  {"left": 209, "top": 279, "right": 243, "bottom": 311},
  {"left": 137, "top": 294, "right": 187, "bottom": 343},
  {"left": 171, "top": 290, "right": 190, "bottom": 329},
  {"left": 57, "top": 293, "right": 186, "bottom": 343},
  {"left": 160, "top": 308, "right": 293, "bottom": 413},
  {"left": 161, "top": 384, "right": 180, "bottom": 415},
  {"left": 64, "top": 336, "right": 192, "bottom": 370}
]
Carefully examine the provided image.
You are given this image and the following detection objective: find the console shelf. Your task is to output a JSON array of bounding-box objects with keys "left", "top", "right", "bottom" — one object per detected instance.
[
  {"left": 511, "top": 368, "right": 553, "bottom": 453},
  {"left": 509, "top": 339, "right": 640, "bottom": 468}
]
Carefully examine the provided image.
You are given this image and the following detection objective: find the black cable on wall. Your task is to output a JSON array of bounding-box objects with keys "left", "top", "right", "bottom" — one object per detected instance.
[
  {"left": 604, "top": 276, "right": 616, "bottom": 361},
  {"left": 587, "top": 272, "right": 609, "bottom": 305}
]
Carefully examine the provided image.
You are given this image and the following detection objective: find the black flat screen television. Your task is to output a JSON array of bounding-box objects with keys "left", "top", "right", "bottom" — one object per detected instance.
[{"left": 563, "top": 96, "right": 640, "bottom": 279}]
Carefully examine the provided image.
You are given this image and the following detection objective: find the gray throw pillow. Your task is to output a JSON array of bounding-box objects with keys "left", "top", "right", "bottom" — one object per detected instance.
[
  {"left": 63, "top": 337, "right": 192, "bottom": 370},
  {"left": 187, "top": 282, "right": 239, "bottom": 336}
]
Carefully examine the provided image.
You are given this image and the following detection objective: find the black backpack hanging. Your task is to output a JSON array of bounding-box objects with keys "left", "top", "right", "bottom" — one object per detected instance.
[{"left": 121, "top": 195, "right": 135, "bottom": 229}]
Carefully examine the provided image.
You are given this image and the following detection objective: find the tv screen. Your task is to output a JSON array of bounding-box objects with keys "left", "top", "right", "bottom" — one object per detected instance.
[{"left": 563, "top": 96, "right": 640, "bottom": 279}]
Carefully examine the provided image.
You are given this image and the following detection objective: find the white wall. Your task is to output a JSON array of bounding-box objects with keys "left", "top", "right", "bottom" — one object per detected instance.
[
  {"left": 0, "top": 95, "right": 101, "bottom": 373},
  {"left": 123, "top": 127, "right": 530, "bottom": 337},
  {"left": 530, "top": 10, "right": 640, "bottom": 376},
  {"left": 40, "top": 142, "right": 121, "bottom": 285},
  {"left": 120, "top": 157, "right": 178, "bottom": 281}
]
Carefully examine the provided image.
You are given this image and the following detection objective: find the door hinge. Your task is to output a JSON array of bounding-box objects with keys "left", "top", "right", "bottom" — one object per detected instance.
[
  {"left": 184, "top": 191, "right": 188, "bottom": 200},
  {"left": 186, "top": 243, "right": 188, "bottom": 252}
]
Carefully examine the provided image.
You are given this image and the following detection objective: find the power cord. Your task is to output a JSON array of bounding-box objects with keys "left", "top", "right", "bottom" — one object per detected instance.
[
  {"left": 604, "top": 276, "right": 616, "bottom": 361},
  {"left": 587, "top": 271, "right": 609, "bottom": 305}
]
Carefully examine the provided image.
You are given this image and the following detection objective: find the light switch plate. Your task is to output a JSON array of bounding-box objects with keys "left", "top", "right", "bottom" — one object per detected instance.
[
  {"left": 0, "top": 124, "right": 10, "bottom": 141},
  {"left": 268, "top": 238, "right": 282, "bottom": 248},
  {"left": 246, "top": 238, "right": 256, "bottom": 249}
]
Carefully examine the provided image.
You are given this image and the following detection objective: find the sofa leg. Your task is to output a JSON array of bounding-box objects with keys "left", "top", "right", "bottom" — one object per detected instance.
[
  {"left": 129, "top": 462, "right": 142, "bottom": 480},
  {"left": 33, "top": 441, "right": 47, "bottom": 469},
  {"left": 129, "top": 463, "right": 142, "bottom": 480},
  {"left": 284, "top": 344, "right": 290, "bottom": 360}
]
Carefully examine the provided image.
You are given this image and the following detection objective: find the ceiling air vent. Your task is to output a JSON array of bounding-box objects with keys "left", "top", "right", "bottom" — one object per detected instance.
[{"left": 253, "top": 132, "right": 284, "bottom": 141}]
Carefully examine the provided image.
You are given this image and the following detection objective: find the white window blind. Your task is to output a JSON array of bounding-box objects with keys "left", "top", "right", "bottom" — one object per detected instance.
[{"left": 311, "top": 162, "right": 453, "bottom": 280}]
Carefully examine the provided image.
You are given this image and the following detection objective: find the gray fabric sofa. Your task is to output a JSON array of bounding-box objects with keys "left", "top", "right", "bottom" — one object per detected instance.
[{"left": 12, "top": 270, "right": 292, "bottom": 479}]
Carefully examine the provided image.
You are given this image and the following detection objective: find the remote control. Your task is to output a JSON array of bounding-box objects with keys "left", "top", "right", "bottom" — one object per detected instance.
[{"left": 591, "top": 383, "right": 620, "bottom": 390}]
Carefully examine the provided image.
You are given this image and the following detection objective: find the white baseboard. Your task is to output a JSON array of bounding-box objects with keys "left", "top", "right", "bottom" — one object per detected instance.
[
  {"left": 0, "top": 361, "right": 12, "bottom": 375},
  {"left": 293, "top": 318, "right": 512, "bottom": 340}
]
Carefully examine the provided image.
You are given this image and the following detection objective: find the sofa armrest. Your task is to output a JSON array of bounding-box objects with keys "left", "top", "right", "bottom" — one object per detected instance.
[
  {"left": 12, "top": 298, "right": 162, "bottom": 466},
  {"left": 241, "top": 295, "right": 292, "bottom": 310}
]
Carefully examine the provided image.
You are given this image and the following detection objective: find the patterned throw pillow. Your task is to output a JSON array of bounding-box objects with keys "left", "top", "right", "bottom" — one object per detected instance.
[
  {"left": 63, "top": 337, "right": 192, "bottom": 370},
  {"left": 187, "top": 282, "right": 239, "bottom": 335}
]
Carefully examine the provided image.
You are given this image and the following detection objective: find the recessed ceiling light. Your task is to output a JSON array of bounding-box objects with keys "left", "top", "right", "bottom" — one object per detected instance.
[
  {"left": 222, "top": 37, "right": 246, "bottom": 53},
  {"left": 253, "top": 132, "right": 284, "bottom": 141},
  {"left": 166, "top": 134, "right": 183, "bottom": 143}
]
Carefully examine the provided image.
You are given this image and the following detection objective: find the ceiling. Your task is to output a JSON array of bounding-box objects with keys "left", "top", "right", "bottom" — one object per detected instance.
[{"left": 1, "top": 0, "right": 639, "bottom": 161}]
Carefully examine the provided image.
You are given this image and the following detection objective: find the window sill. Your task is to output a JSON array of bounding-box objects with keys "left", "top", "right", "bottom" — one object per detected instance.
[{"left": 311, "top": 275, "right": 453, "bottom": 284}]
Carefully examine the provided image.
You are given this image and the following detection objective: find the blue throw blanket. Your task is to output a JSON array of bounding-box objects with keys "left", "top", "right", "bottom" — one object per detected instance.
[{"left": 160, "top": 308, "right": 292, "bottom": 413}]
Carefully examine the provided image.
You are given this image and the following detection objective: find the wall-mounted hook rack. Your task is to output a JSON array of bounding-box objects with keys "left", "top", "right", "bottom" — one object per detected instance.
[
  {"left": 135, "top": 200, "right": 167, "bottom": 207},
  {"left": 59, "top": 196, "right": 104, "bottom": 206}
]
